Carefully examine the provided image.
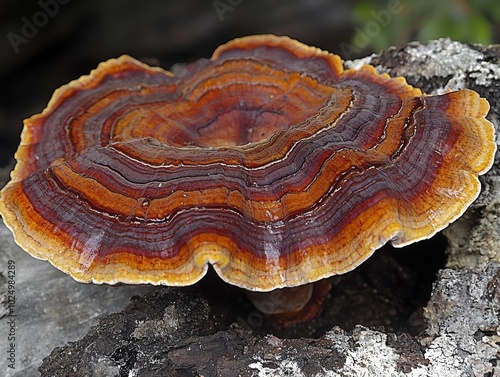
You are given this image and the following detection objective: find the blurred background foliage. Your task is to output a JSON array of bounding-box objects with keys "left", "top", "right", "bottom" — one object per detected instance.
[{"left": 353, "top": 0, "right": 500, "bottom": 54}]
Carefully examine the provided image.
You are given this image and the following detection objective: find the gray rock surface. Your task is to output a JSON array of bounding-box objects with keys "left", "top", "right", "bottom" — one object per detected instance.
[
  {"left": 1, "top": 38, "right": 499, "bottom": 376},
  {"left": 0, "top": 222, "right": 156, "bottom": 376}
]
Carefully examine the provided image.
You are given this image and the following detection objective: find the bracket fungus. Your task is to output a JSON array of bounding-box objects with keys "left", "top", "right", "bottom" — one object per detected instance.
[{"left": 0, "top": 35, "right": 496, "bottom": 319}]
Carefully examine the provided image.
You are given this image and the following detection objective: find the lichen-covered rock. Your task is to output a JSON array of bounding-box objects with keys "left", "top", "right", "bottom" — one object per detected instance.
[
  {"left": 348, "top": 38, "right": 500, "bottom": 268},
  {"left": 38, "top": 263, "right": 500, "bottom": 376},
  {"left": 422, "top": 264, "right": 500, "bottom": 376}
]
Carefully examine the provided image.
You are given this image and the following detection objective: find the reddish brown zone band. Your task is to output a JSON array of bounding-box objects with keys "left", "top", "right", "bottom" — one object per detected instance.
[
  {"left": 18, "top": 97, "right": 450, "bottom": 262},
  {"left": 30, "top": 75, "right": 412, "bottom": 190},
  {"left": 0, "top": 35, "right": 495, "bottom": 289}
]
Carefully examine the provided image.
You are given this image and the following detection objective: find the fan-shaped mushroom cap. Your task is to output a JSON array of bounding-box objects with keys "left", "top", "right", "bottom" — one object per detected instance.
[{"left": 0, "top": 35, "right": 496, "bottom": 291}]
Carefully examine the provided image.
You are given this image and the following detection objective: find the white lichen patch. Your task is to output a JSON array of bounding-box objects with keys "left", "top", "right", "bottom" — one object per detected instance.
[
  {"left": 248, "top": 359, "right": 307, "bottom": 377},
  {"left": 425, "top": 332, "right": 500, "bottom": 376},
  {"left": 343, "top": 54, "right": 377, "bottom": 70},
  {"left": 248, "top": 328, "right": 426, "bottom": 377},
  {"left": 325, "top": 328, "right": 433, "bottom": 377},
  {"left": 247, "top": 322, "right": 499, "bottom": 377},
  {"left": 404, "top": 38, "right": 500, "bottom": 94},
  {"left": 90, "top": 356, "right": 121, "bottom": 377},
  {"left": 131, "top": 304, "right": 181, "bottom": 339},
  {"left": 424, "top": 335, "right": 467, "bottom": 376},
  {"left": 406, "top": 39, "right": 487, "bottom": 79},
  {"left": 424, "top": 265, "right": 500, "bottom": 376},
  {"left": 332, "top": 329, "right": 403, "bottom": 376},
  {"left": 349, "top": 38, "right": 500, "bottom": 96}
]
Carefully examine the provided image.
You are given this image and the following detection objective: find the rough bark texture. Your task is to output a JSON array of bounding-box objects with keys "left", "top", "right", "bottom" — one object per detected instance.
[
  {"left": 37, "top": 265, "right": 500, "bottom": 377},
  {"left": 1, "top": 38, "right": 499, "bottom": 376}
]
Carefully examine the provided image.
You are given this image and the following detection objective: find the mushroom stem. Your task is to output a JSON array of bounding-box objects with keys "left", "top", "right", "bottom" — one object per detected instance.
[
  {"left": 247, "top": 284, "right": 313, "bottom": 314},
  {"left": 246, "top": 280, "right": 331, "bottom": 325}
]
